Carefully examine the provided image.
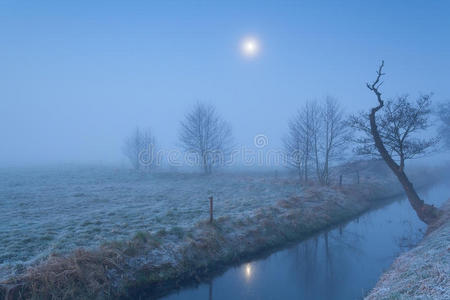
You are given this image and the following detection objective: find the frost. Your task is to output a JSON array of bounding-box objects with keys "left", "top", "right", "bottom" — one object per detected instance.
[
  {"left": 366, "top": 200, "right": 450, "bottom": 300},
  {"left": 0, "top": 166, "right": 302, "bottom": 280}
]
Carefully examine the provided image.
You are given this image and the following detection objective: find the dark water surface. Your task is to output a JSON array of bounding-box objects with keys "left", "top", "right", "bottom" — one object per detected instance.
[{"left": 161, "top": 182, "right": 449, "bottom": 300}]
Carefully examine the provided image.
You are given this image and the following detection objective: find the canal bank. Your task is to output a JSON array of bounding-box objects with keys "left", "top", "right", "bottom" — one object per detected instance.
[{"left": 365, "top": 198, "right": 450, "bottom": 300}]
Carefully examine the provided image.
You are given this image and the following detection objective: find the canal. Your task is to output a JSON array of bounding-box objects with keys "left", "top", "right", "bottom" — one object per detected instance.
[{"left": 161, "top": 181, "right": 449, "bottom": 300}]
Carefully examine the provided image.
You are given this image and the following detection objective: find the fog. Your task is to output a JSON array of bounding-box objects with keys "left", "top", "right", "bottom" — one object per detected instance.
[
  {"left": 2, "top": 3, "right": 450, "bottom": 299},
  {"left": 1, "top": 1, "right": 450, "bottom": 167}
]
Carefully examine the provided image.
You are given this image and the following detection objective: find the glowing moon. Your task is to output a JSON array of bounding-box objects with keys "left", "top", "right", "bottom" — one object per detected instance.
[
  {"left": 241, "top": 37, "right": 260, "bottom": 57},
  {"left": 244, "top": 263, "right": 253, "bottom": 279}
]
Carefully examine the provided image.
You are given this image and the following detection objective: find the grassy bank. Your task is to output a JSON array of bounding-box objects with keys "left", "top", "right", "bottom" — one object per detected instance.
[
  {"left": 0, "top": 164, "right": 439, "bottom": 299},
  {"left": 365, "top": 199, "right": 450, "bottom": 300}
]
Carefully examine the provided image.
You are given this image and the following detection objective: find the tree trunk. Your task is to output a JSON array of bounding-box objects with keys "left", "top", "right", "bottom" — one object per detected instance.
[
  {"left": 395, "top": 169, "right": 437, "bottom": 224},
  {"left": 324, "top": 149, "right": 330, "bottom": 185},
  {"left": 304, "top": 152, "right": 308, "bottom": 183},
  {"left": 369, "top": 104, "right": 438, "bottom": 224},
  {"left": 314, "top": 135, "right": 321, "bottom": 184},
  {"left": 298, "top": 165, "right": 303, "bottom": 182}
]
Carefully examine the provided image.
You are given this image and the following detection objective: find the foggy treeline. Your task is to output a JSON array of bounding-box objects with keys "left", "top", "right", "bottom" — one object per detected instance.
[{"left": 122, "top": 92, "right": 450, "bottom": 183}]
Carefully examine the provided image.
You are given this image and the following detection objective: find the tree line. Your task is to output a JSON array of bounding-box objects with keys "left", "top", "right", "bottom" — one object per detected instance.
[
  {"left": 124, "top": 97, "right": 449, "bottom": 179},
  {"left": 123, "top": 95, "right": 449, "bottom": 177}
]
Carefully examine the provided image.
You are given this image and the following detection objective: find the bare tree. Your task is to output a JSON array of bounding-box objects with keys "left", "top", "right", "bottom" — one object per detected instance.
[
  {"left": 348, "top": 61, "right": 439, "bottom": 224},
  {"left": 284, "top": 112, "right": 306, "bottom": 180},
  {"left": 179, "top": 102, "right": 232, "bottom": 173},
  {"left": 437, "top": 100, "right": 450, "bottom": 148},
  {"left": 310, "top": 101, "right": 323, "bottom": 183},
  {"left": 123, "top": 127, "right": 156, "bottom": 170},
  {"left": 285, "top": 98, "right": 348, "bottom": 184},
  {"left": 317, "top": 97, "right": 349, "bottom": 185},
  {"left": 284, "top": 101, "right": 317, "bottom": 181}
]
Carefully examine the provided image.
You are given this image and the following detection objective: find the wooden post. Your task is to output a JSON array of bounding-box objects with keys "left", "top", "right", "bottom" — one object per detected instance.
[
  {"left": 339, "top": 174, "right": 343, "bottom": 186},
  {"left": 209, "top": 196, "right": 213, "bottom": 223},
  {"left": 209, "top": 281, "right": 213, "bottom": 300}
]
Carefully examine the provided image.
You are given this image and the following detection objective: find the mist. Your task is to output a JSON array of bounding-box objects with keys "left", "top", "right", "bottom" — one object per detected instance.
[
  {"left": 1, "top": 2, "right": 450, "bottom": 299},
  {"left": 1, "top": 1, "right": 450, "bottom": 167}
]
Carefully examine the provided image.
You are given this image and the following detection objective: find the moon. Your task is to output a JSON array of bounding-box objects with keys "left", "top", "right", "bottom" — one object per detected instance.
[{"left": 241, "top": 37, "right": 260, "bottom": 57}]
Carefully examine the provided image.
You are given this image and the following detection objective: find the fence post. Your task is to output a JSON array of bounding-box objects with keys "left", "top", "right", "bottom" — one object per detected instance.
[
  {"left": 209, "top": 281, "right": 213, "bottom": 300},
  {"left": 339, "top": 174, "right": 343, "bottom": 186},
  {"left": 209, "top": 196, "right": 213, "bottom": 223}
]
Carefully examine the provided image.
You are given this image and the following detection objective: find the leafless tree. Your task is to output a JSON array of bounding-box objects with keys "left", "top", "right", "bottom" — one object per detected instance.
[
  {"left": 179, "top": 102, "right": 232, "bottom": 173},
  {"left": 316, "top": 97, "right": 349, "bottom": 185},
  {"left": 348, "top": 61, "right": 439, "bottom": 224},
  {"left": 284, "top": 101, "right": 317, "bottom": 181},
  {"left": 310, "top": 101, "right": 323, "bottom": 183},
  {"left": 285, "top": 98, "right": 348, "bottom": 184},
  {"left": 284, "top": 112, "right": 306, "bottom": 180},
  {"left": 437, "top": 100, "right": 450, "bottom": 148},
  {"left": 123, "top": 127, "right": 156, "bottom": 170}
]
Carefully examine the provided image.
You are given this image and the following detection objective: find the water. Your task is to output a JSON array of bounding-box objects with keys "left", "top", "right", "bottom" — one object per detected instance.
[{"left": 162, "top": 181, "right": 449, "bottom": 300}]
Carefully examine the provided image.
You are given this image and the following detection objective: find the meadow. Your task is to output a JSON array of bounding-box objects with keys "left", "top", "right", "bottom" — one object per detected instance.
[{"left": 0, "top": 166, "right": 303, "bottom": 280}]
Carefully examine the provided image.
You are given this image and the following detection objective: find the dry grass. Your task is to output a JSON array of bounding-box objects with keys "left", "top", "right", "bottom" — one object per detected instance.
[{"left": 3, "top": 248, "right": 124, "bottom": 299}]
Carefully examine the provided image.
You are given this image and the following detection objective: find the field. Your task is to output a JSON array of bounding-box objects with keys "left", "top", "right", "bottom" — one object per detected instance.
[
  {"left": 2, "top": 162, "right": 440, "bottom": 299},
  {"left": 0, "top": 166, "right": 303, "bottom": 280}
]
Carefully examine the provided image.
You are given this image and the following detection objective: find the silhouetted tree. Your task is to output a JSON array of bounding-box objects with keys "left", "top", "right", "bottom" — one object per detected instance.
[
  {"left": 348, "top": 61, "right": 438, "bottom": 224},
  {"left": 179, "top": 102, "right": 232, "bottom": 173},
  {"left": 123, "top": 128, "right": 156, "bottom": 170}
]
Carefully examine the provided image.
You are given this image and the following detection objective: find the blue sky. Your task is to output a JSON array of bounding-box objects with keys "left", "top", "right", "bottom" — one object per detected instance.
[{"left": 1, "top": 1, "right": 449, "bottom": 165}]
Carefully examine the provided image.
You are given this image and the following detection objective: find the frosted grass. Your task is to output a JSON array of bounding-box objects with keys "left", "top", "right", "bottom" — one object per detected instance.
[{"left": 0, "top": 166, "right": 302, "bottom": 275}]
